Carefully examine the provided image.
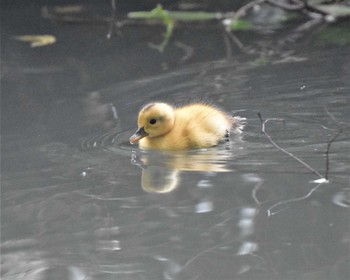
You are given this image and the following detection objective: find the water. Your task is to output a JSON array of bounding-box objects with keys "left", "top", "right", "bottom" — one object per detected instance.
[{"left": 2, "top": 4, "right": 350, "bottom": 280}]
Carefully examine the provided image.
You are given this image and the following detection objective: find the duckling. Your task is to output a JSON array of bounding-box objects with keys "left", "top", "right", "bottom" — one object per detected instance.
[{"left": 130, "top": 102, "right": 243, "bottom": 150}]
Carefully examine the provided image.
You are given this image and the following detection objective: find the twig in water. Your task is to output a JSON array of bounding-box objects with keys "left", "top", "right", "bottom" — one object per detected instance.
[
  {"left": 181, "top": 238, "right": 239, "bottom": 270},
  {"left": 224, "top": 29, "right": 245, "bottom": 50},
  {"left": 223, "top": 32, "right": 233, "bottom": 60},
  {"left": 233, "top": 0, "right": 266, "bottom": 20},
  {"left": 266, "top": 0, "right": 305, "bottom": 11},
  {"left": 252, "top": 181, "right": 264, "bottom": 205},
  {"left": 257, "top": 113, "right": 325, "bottom": 180},
  {"left": 323, "top": 108, "right": 346, "bottom": 180},
  {"left": 325, "top": 128, "right": 343, "bottom": 180},
  {"left": 174, "top": 41, "right": 194, "bottom": 63},
  {"left": 267, "top": 183, "right": 322, "bottom": 216},
  {"left": 107, "top": 0, "right": 121, "bottom": 39},
  {"left": 325, "top": 107, "right": 350, "bottom": 127}
]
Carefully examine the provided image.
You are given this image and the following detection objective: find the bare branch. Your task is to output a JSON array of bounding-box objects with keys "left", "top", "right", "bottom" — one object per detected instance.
[
  {"left": 325, "top": 128, "right": 343, "bottom": 180},
  {"left": 233, "top": 0, "right": 266, "bottom": 20},
  {"left": 257, "top": 113, "right": 324, "bottom": 179},
  {"left": 266, "top": 0, "right": 305, "bottom": 11},
  {"left": 267, "top": 183, "right": 322, "bottom": 216}
]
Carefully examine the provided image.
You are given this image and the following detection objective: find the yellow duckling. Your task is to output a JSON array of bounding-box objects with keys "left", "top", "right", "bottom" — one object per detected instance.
[{"left": 130, "top": 102, "right": 241, "bottom": 150}]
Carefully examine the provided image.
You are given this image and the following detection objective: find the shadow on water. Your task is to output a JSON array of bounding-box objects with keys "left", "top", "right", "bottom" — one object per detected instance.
[{"left": 2, "top": 7, "right": 350, "bottom": 280}]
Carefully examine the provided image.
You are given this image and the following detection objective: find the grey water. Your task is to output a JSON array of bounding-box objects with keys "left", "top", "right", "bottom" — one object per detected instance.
[{"left": 1, "top": 3, "right": 350, "bottom": 280}]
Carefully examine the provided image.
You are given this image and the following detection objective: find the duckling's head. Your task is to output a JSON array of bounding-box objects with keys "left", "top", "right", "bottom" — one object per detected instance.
[{"left": 130, "top": 103, "right": 175, "bottom": 144}]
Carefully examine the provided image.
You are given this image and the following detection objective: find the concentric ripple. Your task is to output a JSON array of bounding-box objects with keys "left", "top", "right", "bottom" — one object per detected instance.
[{"left": 80, "top": 128, "right": 134, "bottom": 155}]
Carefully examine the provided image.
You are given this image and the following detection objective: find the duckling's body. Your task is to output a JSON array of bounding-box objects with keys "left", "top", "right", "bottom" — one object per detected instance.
[{"left": 130, "top": 102, "right": 237, "bottom": 150}]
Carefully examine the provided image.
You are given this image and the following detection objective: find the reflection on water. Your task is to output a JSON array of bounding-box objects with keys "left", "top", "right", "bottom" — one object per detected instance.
[
  {"left": 129, "top": 128, "right": 248, "bottom": 193},
  {"left": 140, "top": 165, "right": 180, "bottom": 193},
  {"left": 2, "top": 45, "right": 350, "bottom": 279},
  {"left": 82, "top": 91, "right": 119, "bottom": 130},
  {"left": 131, "top": 146, "right": 237, "bottom": 193},
  {"left": 332, "top": 190, "right": 350, "bottom": 208}
]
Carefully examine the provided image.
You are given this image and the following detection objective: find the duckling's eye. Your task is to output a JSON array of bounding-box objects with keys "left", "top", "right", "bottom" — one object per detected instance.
[{"left": 149, "top": 118, "right": 157, "bottom": 125}]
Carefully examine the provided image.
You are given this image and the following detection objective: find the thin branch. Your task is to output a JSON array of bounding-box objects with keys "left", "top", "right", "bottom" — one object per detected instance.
[
  {"left": 267, "top": 183, "right": 322, "bottom": 216},
  {"left": 325, "top": 128, "right": 343, "bottom": 180},
  {"left": 181, "top": 238, "right": 239, "bottom": 270},
  {"left": 224, "top": 29, "right": 245, "bottom": 50},
  {"left": 257, "top": 113, "right": 324, "bottom": 179},
  {"left": 107, "top": 0, "right": 121, "bottom": 39},
  {"left": 325, "top": 107, "right": 350, "bottom": 127},
  {"left": 174, "top": 41, "right": 194, "bottom": 63},
  {"left": 252, "top": 181, "right": 264, "bottom": 205},
  {"left": 322, "top": 107, "right": 347, "bottom": 180},
  {"left": 266, "top": 0, "right": 305, "bottom": 11},
  {"left": 223, "top": 31, "right": 233, "bottom": 59},
  {"left": 233, "top": 0, "right": 266, "bottom": 20}
]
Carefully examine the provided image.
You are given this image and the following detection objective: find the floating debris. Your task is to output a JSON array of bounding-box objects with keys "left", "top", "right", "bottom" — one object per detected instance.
[{"left": 14, "top": 35, "right": 56, "bottom": 47}]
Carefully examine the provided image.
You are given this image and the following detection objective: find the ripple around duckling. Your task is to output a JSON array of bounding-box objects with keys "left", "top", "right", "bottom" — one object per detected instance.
[
  {"left": 80, "top": 128, "right": 135, "bottom": 156},
  {"left": 80, "top": 126, "right": 249, "bottom": 194}
]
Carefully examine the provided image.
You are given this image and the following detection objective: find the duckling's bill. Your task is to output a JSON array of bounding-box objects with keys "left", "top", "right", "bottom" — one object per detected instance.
[{"left": 130, "top": 127, "right": 148, "bottom": 144}]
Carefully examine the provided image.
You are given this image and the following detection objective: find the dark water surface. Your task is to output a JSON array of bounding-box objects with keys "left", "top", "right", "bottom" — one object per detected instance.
[{"left": 2, "top": 3, "right": 350, "bottom": 280}]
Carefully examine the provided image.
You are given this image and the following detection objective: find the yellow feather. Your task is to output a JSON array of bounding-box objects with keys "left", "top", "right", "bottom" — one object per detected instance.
[{"left": 130, "top": 102, "right": 243, "bottom": 150}]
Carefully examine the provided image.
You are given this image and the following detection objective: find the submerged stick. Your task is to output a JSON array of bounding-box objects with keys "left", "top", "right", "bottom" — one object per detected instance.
[
  {"left": 323, "top": 108, "right": 347, "bottom": 180},
  {"left": 267, "top": 183, "right": 322, "bottom": 216},
  {"left": 107, "top": 0, "right": 121, "bottom": 39},
  {"left": 325, "top": 128, "right": 343, "bottom": 180},
  {"left": 257, "top": 113, "right": 325, "bottom": 179},
  {"left": 258, "top": 112, "right": 345, "bottom": 216}
]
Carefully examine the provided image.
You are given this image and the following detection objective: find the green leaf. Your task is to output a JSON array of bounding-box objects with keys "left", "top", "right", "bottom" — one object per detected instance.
[
  {"left": 128, "top": 5, "right": 220, "bottom": 22},
  {"left": 226, "top": 19, "right": 252, "bottom": 30},
  {"left": 127, "top": 5, "right": 221, "bottom": 52}
]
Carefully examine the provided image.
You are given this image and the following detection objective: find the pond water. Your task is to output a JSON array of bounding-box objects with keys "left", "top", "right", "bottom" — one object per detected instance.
[{"left": 1, "top": 3, "right": 350, "bottom": 280}]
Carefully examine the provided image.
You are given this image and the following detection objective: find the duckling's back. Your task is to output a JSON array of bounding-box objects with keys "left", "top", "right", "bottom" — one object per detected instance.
[{"left": 173, "top": 103, "right": 234, "bottom": 149}]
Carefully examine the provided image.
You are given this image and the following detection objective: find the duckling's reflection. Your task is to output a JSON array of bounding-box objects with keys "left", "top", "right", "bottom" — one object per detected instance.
[
  {"left": 141, "top": 165, "right": 180, "bottom": 193},
  {"left": 131, "top": 145, "right": 234, "bottom": 193}
]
